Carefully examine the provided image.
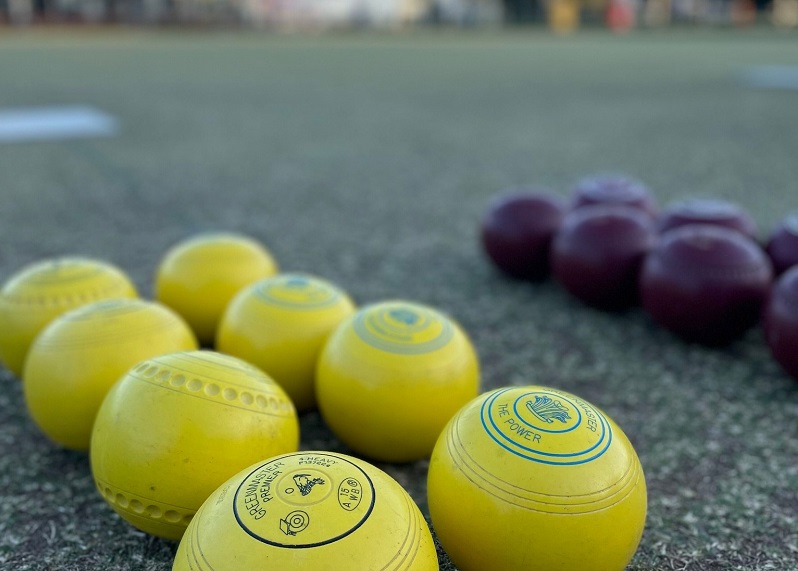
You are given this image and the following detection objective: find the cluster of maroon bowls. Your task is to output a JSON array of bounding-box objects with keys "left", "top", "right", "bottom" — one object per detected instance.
[{"left": 481, "top": 174, "right": 798, "bottom": 378}]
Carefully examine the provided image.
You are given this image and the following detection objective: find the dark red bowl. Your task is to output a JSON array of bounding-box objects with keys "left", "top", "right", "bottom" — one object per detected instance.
[
  {"left": 640, "top": 224, "right": 773, "bottom": 346},
  {"left": 765, "top": 212, "right": 798, "bottom": 276},
  {"left": 571, "top": 174, "right": 657, "bottom": 218},
  {"left": 763, "top": 266, "right": 798, "bottom": 381},
  {"left": 551, "top": 205, "right": 657, "bottom": 310},
  {"left": 480, "top": 189, "right": 567, "bottom": 280},
  {"left": 657, "top": 198, "right": 758, "bottom": 239}
]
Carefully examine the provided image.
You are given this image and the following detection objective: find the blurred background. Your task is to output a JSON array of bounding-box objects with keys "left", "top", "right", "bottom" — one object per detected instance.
[{"left": 2, "top": 0, "right": 797, "bottom": 32}]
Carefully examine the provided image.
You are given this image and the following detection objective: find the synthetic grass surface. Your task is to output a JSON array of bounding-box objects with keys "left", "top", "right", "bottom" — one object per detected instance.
[{"left": 0, "top": 29, "right": 797, "bottom": 570}]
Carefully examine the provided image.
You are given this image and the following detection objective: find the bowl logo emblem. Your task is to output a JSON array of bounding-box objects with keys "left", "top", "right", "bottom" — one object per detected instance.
[
  {"left": 353, "top": 304, "right": 454, "bottom": 355},
  {"left": 388, "top": 308, "right": 419, "bottom": 325},
  {"left": 255, "top": 275, "right": 341, "bottom": 309},
  {"left": 293, "top": 474, "right": 325, "bottom": 496},
  {"left": 526, "top": 396, "right": 571, "bottom": 424},
  {"left": 481, "top": 388, "right": 613, "bottom": 465},
  {"left": 233, "top": 454, "right": 376, "bottom": 548}
]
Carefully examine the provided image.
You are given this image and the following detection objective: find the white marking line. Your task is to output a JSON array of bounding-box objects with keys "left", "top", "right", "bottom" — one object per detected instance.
[
  {"left": 0, "top": 105, "right": 119, "bottom": 143},
  {"left": 739, "top": 65, "right": 798, "bottom": 91}
]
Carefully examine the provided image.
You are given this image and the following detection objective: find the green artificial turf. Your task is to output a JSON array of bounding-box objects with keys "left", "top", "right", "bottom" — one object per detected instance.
[{"left": 0, "top": 28, "right": 797, "bottom": 571}]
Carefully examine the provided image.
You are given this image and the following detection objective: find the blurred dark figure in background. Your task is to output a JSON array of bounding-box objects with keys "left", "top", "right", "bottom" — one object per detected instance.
[
  {"left": 104, "top": 0, "right": 118, "bottom": 21},
  {"left": 503, "top": 0, "right": 542, "bottom": 22},
  {"left": 32, "top": 0, "right": 46, "bottom": 19}
]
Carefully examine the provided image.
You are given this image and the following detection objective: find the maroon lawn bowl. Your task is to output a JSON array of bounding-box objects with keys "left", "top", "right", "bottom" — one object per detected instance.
[
  {"left": 480, "top": 190, "right": 567, "bottom": 280},
  {"left": 657, "top": 198, "right": 758, "bottom": 240},
  {"left": 571, "top": 174, "right": 658, "bottom": 218},
  {"left": 766, "top": 212, "right": 798, "bottom": 275},
  {"left": 640, "top": 224, "right": 773, "bottom": 346},
  {"left": 551, "top": 205, "right": 657, "bottom": 310},
  {"left": 763, "top": 266, "right": 798, "bottom": 380}
]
